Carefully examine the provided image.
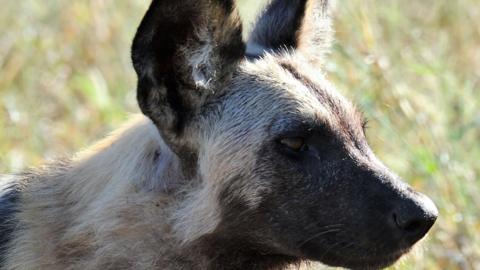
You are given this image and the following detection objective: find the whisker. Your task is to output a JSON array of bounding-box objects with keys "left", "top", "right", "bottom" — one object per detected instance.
[
  {"left": 302, "top": 222, "right": 344, "bottom": 232},
  {"left": 296, "top": 225, "right": 344, "bottom": 249}
]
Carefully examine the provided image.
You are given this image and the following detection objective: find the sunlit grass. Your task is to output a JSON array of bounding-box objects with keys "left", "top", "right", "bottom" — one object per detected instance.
[{"left": 1, "top": 0, "right": 478, "bottom": 269}]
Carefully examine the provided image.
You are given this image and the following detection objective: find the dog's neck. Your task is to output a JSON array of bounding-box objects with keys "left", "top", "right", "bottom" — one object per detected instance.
[
  {"left": 69, "top": 116, "right": 305, "bottom": 270},
  {"left": 188, "top": 235, "right": 301, "bottom": 270}
]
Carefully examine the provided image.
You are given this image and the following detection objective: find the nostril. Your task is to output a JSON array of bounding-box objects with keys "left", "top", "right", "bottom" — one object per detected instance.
[
  {"left": 404, "top": 220, "right": 422, "bottom": 232},
  {"left": 389, "top": 192, "right": 438, "bottom": 245},
  {"left": 393, "top": 212, "right": 424, "bottom": 232},
  {"left": 392, "top": 208, "right": 437, "bottom": 241}
]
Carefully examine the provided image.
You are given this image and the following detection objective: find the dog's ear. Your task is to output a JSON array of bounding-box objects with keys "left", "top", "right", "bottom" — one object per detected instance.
[
  {"left": 132, "top": 0, "right": 245, "bottom": 139},
  {"left": 246, "top": 0, "right": 308, "bottom": 58},
  {"left": 247, "top": 0, "right": 332, "bottom": 63}
]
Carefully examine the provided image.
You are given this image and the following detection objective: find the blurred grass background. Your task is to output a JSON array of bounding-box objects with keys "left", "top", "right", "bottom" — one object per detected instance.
[{"left": 0, "top": 0, "right": 478, "bottom": 269}]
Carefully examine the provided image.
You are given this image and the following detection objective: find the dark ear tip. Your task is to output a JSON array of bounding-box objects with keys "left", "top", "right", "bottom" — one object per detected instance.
[
  {"left": 246, "top": 0, "right": 310, "bottom": 57},
  {"left": 247, "top": 0, "right": 333, "bottom": 60}
]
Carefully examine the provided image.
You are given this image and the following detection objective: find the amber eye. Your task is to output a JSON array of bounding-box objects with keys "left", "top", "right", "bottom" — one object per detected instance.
[{"left": 279, "top": 137, "right": 306, "bottom": 151}]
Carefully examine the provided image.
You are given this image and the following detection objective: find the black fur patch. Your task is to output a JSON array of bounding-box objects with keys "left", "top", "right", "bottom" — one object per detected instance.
[
  {"left": 132, "top": 1, "right": 198, "bottom": 135},
  {"left": 214, "top": 0, "right": 235, "bottom": 13},
  {"left": 132, "top": 0, "right": 244, "bottom": 136},
  {"left": 191, "top": 175, "right": 301, "bottom": 270},
  {"left": 247, "top": 0, "right": 308, "bottom": 58},
  {"left": 0, "top": 183, "right": 20, "bottom": 267}
]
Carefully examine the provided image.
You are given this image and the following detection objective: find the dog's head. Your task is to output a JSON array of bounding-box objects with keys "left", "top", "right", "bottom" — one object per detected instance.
[{"left": 132, "top": 0, "right": 437, "bottom": 268}]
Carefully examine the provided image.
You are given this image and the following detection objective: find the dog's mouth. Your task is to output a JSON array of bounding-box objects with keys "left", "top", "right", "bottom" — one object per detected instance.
[
  {"left": 310, "top": 248, "right": 409, "bottom": 270},
  {"left": 328, "top": 251, "right": 407, "bottom": 270},
  {"left": 299, "top": 238, "right": 411, "bottom": 270}
]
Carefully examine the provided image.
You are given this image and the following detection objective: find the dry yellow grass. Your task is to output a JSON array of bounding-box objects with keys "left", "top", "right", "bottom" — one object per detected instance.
[{"left": 1, "top": 1, "right": 478, "bottom": 269}]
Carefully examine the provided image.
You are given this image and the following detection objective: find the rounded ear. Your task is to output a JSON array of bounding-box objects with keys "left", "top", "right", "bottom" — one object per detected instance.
[
  {"left": 131, "top": 0, "right": 245, "bottom": 138},
  {"left": 246, "top": 0, "right": 308, "bottom": 58},
  {"left": 246, "top": 0, "right": 332, "bottom": 64},
  {"left": 296, "top": 0, "right": 333, "bottom": 65}
]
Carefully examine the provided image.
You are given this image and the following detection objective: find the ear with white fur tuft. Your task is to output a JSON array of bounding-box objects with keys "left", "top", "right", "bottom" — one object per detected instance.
[
  {"left": 247, "top": 0, "right": 332, "bottom": 63},
  {"left": 131, "top": 0, "right": 245, "bottom": 139}
]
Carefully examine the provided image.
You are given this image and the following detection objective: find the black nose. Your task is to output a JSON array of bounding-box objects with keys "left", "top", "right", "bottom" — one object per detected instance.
[{"left": 391, "top": 193, "right": 438, "bottom": 244}]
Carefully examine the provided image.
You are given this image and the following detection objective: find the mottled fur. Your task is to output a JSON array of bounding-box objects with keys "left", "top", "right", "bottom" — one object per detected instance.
[{"left": 1, "top": 0, "right": 437, "bottom": 269}]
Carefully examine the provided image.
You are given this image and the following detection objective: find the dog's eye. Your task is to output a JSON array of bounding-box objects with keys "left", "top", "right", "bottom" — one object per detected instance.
[{"left": 279, "top": 137, "right": 307, "bottom": 151}]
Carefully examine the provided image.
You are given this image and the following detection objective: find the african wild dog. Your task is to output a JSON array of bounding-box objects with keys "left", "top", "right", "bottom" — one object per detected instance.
[{"left": 0, "top": 0, "right": 438, "bottom": 269}]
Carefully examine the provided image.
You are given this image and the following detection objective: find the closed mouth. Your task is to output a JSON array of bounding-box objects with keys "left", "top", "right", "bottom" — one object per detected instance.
[{"left": 323, "top": 248, "right": 409, "bottom": 270}]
